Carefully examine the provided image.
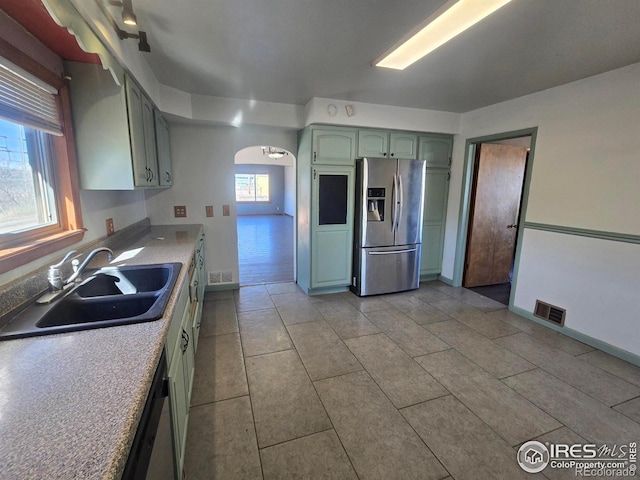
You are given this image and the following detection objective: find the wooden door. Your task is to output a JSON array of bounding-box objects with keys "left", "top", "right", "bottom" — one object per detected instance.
[{"left": 464, "top": 143, "right": 527, "bottom": 287}]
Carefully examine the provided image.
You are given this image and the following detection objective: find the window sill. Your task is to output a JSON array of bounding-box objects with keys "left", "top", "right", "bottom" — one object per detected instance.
[{"left": 0, "top": 229, "right": 86, "bottom": 274}]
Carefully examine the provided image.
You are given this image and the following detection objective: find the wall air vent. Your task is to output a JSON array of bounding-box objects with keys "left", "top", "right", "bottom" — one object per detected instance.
[
  {"left": 208, "top": 271, "right": 234, "bottom": 285},
  {"left": 534, "top": 300, "right": 566, "bottom": 326}
]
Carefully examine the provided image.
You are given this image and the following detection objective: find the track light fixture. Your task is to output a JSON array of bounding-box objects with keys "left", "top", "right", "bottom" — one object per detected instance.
[
  {"left": 109, "top": 0, "right": 137, "bottom": 26},
  {"left": 118, "top": 30, "right": 151, "bottom": 52},
  {"left": 97, "top": 0, "right": 151, "bottom": 52}
]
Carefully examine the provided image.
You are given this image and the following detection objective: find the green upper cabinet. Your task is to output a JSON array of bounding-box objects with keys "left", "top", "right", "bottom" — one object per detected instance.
[
  {"left": 357, "top": 129, "right": 388, "bottom": 157},
  {"left": 389, "top": 132, "right": 418, "bottom": 159},
  {"left": 418, "top": 135, "right": 452, "bottom": 167},
  {"left": 357, "top": 129, "right": 418, "bottom": 159},
  {"left": 154, "top": 111, "right": 173, "bottom": 186},
  {"left": 312, "top": 127, "right": 357, "bottom": 165},
  {"left": 67, "top": 61, "right": 169, "bottom": 190}
]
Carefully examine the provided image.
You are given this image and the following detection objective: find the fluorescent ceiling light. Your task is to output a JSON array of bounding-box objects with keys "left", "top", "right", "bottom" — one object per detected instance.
[{"left": 374, "top": 0, "right": 512, "bottom": 70}]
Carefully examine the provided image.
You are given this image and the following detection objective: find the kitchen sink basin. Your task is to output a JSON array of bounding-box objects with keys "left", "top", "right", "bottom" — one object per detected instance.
[
  {"left": 0, "top": 262, "right": 182, "bottom": 340},
  {"left": 37, "top": 295, "right": 158, "bottom": 328},
  {"left": 75, "top": 264, "right": 177, "bottom": 297}
]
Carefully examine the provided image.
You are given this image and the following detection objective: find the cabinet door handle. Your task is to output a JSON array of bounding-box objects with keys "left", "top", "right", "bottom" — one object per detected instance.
[
  {"left": 166, "top": 171, "right": 172, "bottom": 183},
  {"left": 181, "top": 329, "right": 190, "bottom": 352},
  {"left": 383, "top": 152, "right": 387, "bottom": 157},
  {"left": 149, "top": 169, "right": 155, "bottom": 181},
  {"left": 390, "top": 152, "right": 395, "bottom": 157},
  {"left": 313, "top": 151, "right": 317, "bottom": 162}
]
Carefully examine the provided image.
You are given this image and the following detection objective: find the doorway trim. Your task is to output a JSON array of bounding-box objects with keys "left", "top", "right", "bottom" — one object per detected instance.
[{"left": 452, "top": 127, "right": 538, "bottom": 308}]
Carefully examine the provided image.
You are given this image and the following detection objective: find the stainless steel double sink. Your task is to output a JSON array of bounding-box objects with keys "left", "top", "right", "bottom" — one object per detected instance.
[{"left": 0, "top": 263, "right": 182, "bottom": 340}]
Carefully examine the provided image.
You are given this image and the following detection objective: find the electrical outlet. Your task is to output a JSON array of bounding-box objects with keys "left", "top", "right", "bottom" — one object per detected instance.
[
  {"left": 106, "top": 218, "right": 115, "bottom": 235},
  {"left": 222, "top": 204, "right": 230, "bottom": 216},
  {"left": 206, "top": 205, "right": 214, "bottom": 217},
  {"left": 174, "top": 205, "right": 187, "bottom": 218}
]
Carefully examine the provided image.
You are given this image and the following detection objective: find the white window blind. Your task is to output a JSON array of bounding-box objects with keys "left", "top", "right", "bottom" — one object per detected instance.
[{"left": 0, "top": 59, "right": 62, "bottom": 136}]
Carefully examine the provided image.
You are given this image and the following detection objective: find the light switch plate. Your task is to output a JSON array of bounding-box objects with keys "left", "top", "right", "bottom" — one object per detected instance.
[
  {"left": 106, "top": 218, "right": 115, "bottom": 235},
  {"left": 174, "top": 206, "right": 187, "bottom": 218},
  {"left": 222, "top": 205, "right": 230, "bottom": 216},
  {"left": 206, "top": 205, "right": 214, "bottom": 217}
]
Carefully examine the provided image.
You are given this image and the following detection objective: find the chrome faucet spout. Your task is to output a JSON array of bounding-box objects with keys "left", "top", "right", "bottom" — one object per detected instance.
[{"left": 65, "top": 247, "right": 114, "bottom": 285}]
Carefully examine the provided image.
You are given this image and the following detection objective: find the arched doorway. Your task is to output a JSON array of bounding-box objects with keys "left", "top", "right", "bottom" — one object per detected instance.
[{"left": 234, "top": 146, "right": 296, "bottom": 286}]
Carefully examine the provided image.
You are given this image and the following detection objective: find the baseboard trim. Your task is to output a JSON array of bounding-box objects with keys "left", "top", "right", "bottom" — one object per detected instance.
[
  {"left": 511, "top": 305, "right": 640, "bottom": 367},
  {"left": 437, "top": 274, "right": 455, "bottom": 286},
  {"left": 205, "top": 283, "right": 240, "bottom": 292},
  {"left": 420, "top": 274, "right": 439, "bottom": 282},
  {"left": 306, "top": 285, "right": 350, "bottom": 296}
]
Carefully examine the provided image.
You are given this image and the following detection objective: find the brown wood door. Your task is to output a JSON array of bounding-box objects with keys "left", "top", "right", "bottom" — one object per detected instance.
[{"left": 464, "top": 143, "right": 527, "bottom": 287}]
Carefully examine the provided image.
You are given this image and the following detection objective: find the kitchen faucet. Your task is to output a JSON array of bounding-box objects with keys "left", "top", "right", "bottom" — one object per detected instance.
[
  {"left": 38, "top": 247, "right": 114, "bottom": 305},
  {"left": 46, "top": 247, "right": 114, "bottom": 292},
  {"left": 66, "top": 247, "right": 114, "bottom": 285}
]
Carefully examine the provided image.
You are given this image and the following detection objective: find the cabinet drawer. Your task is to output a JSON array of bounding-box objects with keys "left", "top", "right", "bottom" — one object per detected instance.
[{"left": 166, "top": 277, "right": 189, "bottom": 367}]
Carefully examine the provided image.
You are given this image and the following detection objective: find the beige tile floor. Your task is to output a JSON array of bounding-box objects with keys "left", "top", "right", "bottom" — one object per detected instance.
[{"left": 184, "top": 281, "right": 640, "bottom": 480}]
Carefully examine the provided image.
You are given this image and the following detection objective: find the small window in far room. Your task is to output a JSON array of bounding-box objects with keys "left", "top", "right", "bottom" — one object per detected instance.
[{"left": 235, "top": 173, "right": 270, "bottom": 202}]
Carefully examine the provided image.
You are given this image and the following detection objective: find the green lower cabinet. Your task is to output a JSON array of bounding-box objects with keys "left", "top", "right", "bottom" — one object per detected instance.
[
  {"left": 168, "top": 335, "right": 188, "bottom": 479},
  {"left": 312, "top": 230, "right": 352, "bottom": 286},
  {"left": 166, "top": 234, "right": 204, "bottom": 479},
  {"left": 421, "top": 168, "right": 450, "bottom": 276}
]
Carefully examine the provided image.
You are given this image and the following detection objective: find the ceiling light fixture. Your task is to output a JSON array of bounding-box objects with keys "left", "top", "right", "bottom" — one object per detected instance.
[
  {"left": 262, "top": 146, "right": 288, "bottom": 159},
  {"left": 374, "top": 0, "right": 512, "bottom": 70}
]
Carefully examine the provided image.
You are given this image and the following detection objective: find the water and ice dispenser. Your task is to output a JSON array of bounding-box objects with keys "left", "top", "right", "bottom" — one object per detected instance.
[{"left": 367, "top": 187, "right": 385, "bottom": 222}]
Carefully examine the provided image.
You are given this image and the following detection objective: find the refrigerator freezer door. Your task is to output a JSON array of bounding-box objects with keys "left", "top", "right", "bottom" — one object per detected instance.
[
  {"left": 356, "top": 245, "right": 421, "bottom": 296},
  {"left": 395, "top": 159, "right": 426, "bottom": 246},
  {"left": 359, "top": 158, "right": 397, "bottom": 248}
]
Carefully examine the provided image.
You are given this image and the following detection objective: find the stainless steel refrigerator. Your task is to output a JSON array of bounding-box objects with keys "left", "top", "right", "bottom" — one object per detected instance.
[{"left": 351, "top": 157, "right": 426, "bottom": 296}]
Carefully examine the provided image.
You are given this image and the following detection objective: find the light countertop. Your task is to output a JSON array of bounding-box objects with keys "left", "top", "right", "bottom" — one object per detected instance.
[{"left": 0, "top": 224, "right": 203, "bottom": 480}]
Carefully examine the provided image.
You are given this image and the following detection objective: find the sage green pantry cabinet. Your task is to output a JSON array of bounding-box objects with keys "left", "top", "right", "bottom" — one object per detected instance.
[
  {"left": 357, "top": 129, "right": 418, "bottom": 159},
  {"left": 66, "top": 61, "right": 172, "bottom": 189},
  {"left": 165, "top": 232, "right": 204, "bottom": 479},
  {"left": 418, "top": 136, "right": 453, "bottom": 277},
  {"left": 297, "top": 126, "right": 356, "bottom": 294}
]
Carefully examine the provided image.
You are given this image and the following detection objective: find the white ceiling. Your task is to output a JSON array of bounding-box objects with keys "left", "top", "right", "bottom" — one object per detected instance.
[{"left": 132, "top": 0, "right": 640, "bottom": 113}]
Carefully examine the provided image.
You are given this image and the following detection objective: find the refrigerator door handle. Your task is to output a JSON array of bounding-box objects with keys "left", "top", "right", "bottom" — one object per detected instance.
[
  {"left": 391, "top": 173, "right": 399, "bottom": 233},
  {"left": 367, "top": 247, "right": 418, "bottom": 255},
  {"left": 397, "top": 172, "right": 404, "bottom": 231}
]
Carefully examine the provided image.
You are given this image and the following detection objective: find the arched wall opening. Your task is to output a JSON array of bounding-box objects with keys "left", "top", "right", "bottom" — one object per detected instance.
[{"left": 234, "top": 145, "right": 297, "bottom": 286}]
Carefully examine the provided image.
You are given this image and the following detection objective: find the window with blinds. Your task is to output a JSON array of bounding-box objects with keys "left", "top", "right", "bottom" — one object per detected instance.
[
  {"left": 0, "top": 57, "right": 60, "bottom": 240},
  {"left": 0, "top": 59, "right": 62, "bottom": 136}
]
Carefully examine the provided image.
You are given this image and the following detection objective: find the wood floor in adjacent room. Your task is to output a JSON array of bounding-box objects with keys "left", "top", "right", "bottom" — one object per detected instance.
[{"left": 237, "top": 214, "right": 294, "bottom": 286}]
